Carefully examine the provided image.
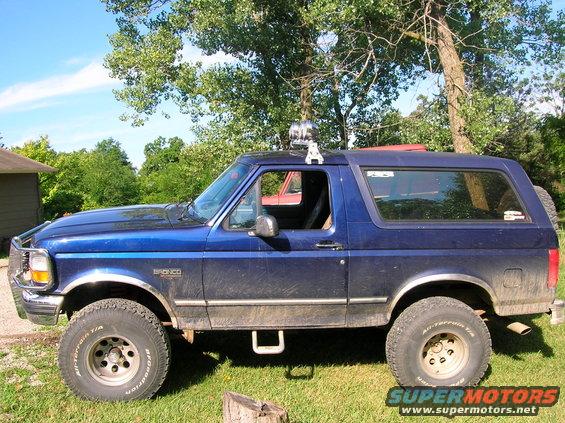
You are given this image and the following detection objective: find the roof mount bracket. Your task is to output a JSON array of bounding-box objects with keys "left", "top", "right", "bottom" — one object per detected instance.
[
  {"left": 305, "top": 141, "right": 323, "bottom": 164},
  {"left": 289, "top": 120, "right": 324, "bottom": 165}
]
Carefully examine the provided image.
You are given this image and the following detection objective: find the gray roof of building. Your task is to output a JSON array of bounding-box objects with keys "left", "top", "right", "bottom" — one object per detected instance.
[{"left": 0, "top": 148, "right": 56, "bottom": 174}]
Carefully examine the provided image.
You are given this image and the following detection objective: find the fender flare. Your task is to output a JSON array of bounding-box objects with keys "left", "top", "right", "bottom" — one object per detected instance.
[
  {"left": 61, "top": 273, "right": 179, "bottom": 328},
  {"left": 387, "top": 273, "right": 500, "bottom": 319}
]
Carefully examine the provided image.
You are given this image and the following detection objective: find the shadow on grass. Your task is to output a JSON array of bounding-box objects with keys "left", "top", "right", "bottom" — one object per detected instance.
[
  {"left": 159, "top": 327, "right": 387, "bottom": 395},
  {"left": 158, "top": 336, "right": 223, "bottom": 396},
  {"left": 486, "top": 316, "right": 554, "bottom": 359},
  {"left": 199, "top": 327, "right": 388, "bottom": 368},
  {"left": 159, "top": 315, "right": 554, "bottom": 395}
]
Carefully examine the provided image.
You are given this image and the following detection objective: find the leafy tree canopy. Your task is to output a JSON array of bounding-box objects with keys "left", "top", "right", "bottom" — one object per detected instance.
[
  {"left": 103, "top": 0, "right": 425, "bottom": 148},
  {"left": 12, "top": 137, "right": 140, "bottom": 218},
  {"left": 103, "top": 0, "right": 562, "bottom": 152}
]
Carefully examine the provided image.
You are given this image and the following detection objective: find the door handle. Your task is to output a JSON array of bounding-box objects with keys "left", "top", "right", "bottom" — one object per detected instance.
[{"left": 315, "top": 241, "right": 344, "bottom": 250}]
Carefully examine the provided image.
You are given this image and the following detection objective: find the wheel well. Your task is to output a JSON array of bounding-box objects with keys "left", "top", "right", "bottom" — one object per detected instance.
[
  {"left": 62, "top": 282, "right": 172, "bottom": 324},
  {"left": 389, "top": 280, "right": 494, "bottom": 320}
]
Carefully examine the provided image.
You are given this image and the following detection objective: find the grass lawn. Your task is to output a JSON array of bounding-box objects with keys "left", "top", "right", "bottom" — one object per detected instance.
[{"left": 1, "top": 234, "right": 564, "bottom": 422}]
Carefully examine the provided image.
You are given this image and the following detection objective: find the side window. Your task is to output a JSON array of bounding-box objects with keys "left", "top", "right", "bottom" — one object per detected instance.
[
  {"left": 228, "top": 180, "right": 260, "bottom": 229},
  {"left": 227, "top": 170, "right": 331, "bottom": 230},
  {"left": 364, "top": 168, "right": 528, "bottom": 222}
]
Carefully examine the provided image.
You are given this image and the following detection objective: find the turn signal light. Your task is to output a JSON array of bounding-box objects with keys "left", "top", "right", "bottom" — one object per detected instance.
[
  {"left": 30, "top": 252, "right": 51, "bottom": 285},
  {"left": 31, "top": 270, "right": 50, "bottom": 283},
  {"left": 548, "top": 249, "right": 559, "bottom": 289}
]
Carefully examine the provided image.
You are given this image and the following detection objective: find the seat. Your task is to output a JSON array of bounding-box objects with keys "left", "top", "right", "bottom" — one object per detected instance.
[{"left": 303, "top": 185, "right": 328, "bottom": 229}]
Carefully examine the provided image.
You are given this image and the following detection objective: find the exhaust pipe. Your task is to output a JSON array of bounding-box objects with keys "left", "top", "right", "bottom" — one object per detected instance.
[{"left": 506, "top": 321, "right": 532, "bottom": 336}]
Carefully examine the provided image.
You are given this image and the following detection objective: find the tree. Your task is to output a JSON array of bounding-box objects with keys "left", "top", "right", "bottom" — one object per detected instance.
[
  {"left": 139, "top": 131, "right": 268, "bottom": 204},
  {"left": 47, "top": 151, "right": 90, "bottom": 217},
  {"left": 140, "top": 136, "right": 185, "bottom": 175},
  {"left": 81, "top": 139, "right": 140, "bottom": 209},
  {"left": 139, "top": 136, "right": 187, "bottom": 203},
  {"left": 377, "top": 0, "right": 563, "bottom": 153},
  {"left": 12, "top": 137, "right": 88, "bottom": 219},
  {"left": 13, "top": 137, "right": 142, "bottom": 218},
  {"left": 103, "top": 0, "right": 421, "bottom": 149},
  {"left": 11, "top": 136, "right": 59, "bottom": 210},
  {"left": 103, "top": 1, "right": 562, "bottom": 153}
]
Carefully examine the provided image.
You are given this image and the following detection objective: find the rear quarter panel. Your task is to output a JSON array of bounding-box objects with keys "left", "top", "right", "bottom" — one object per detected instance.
[{"left": 340, "top": 157, "right": 558, "bottom": 325}]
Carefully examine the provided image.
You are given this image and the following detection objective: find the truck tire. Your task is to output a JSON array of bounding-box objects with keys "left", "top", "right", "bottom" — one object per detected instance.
[
  {"left": 58, "top": 299, "right": 171, "bottom": 401},
  {"left": 533, "top": 185, "right": 558, "bottom": 230},
  {"left": 386, "top": 296, "right": 491, "bottom": 387}
]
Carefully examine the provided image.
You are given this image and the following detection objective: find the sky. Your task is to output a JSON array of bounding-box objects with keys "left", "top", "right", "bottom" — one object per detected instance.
[{"left": 0, "top": 0, "right": 562, "bottom": 168}]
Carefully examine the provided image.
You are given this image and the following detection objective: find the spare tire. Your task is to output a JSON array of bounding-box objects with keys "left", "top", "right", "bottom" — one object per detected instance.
[{"left": 533, "top": 185, "right": 558, "bottom": 230}]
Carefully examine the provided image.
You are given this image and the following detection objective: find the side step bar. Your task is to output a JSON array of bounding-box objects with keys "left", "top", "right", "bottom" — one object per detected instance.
[{"left": 252, "top": 330, "right": 285, "bottom": 355}]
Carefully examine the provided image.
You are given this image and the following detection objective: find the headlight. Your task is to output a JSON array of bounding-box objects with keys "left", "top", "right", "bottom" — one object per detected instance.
[{"left": 29, "top": 250, "right": 52, "bottom": 286}]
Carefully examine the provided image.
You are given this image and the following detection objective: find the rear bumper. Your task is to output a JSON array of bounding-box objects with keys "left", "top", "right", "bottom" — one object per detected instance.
[{"left": 549, "top": 299, "right": 564, "bottom": 325}]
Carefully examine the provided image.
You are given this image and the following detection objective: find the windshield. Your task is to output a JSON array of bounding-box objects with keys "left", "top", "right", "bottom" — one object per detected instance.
[{"left": 187, "top": 162, "right": 251, "bottom": 222}]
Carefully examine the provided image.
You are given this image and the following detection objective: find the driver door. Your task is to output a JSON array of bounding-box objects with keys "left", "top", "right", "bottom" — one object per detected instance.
[{"left": 203, "top": 165, "right": 348, "bottom": 328}]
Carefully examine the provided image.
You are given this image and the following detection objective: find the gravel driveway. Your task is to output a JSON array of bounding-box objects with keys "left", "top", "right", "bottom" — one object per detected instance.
[{"left": 0, "top": 258, "right": 45, "bottom": 345}]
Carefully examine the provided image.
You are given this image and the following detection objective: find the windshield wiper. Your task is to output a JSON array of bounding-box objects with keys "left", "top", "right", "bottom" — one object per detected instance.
[
  {"left": 177, "top": 199, "right": 193, "bottom": 220},
  {"left": 178, "top": 200, "right": 206, "bottom": 223}
]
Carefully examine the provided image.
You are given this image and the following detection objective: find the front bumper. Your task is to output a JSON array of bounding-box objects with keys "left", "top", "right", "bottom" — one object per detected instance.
[
  {"left": 9, "top": 263, "right": 63, "bottom": 326},
  {"left": 549, "top": 299, "right": 564, "bottom": 325},
  {"left": 13, "top": 289, "right": 64, "bottom": 325}
]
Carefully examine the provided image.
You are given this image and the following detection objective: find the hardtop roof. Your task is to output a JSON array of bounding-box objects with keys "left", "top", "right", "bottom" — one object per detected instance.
[{"left": 237, "top": 149, "right": 512, "bottom": 170}]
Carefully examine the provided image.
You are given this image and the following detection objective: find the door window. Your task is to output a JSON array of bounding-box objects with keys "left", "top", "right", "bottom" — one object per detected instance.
[{"left": 227, "top": 170, "right": 331, "bottom": 230}]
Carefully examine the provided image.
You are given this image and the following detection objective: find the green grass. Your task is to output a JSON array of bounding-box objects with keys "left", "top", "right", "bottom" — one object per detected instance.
[{"left": 1, "top": 238, "right": 564, "bottom": 422}]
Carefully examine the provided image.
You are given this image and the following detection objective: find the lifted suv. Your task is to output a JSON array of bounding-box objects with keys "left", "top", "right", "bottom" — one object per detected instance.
[{"left": 8, "top": 129, "right": 563, "bottom": 401}]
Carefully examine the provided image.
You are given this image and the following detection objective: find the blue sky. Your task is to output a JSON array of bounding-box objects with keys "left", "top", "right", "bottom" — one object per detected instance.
[{"left": 0, "top": 0, "right": 562, "bottom": 168}]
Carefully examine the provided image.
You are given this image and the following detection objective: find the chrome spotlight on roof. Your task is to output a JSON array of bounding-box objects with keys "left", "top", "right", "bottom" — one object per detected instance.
[
  {"left": 289, "top": 120, "right": 319, "bottom": 146},
  {"left": 289, "top": 120, "right": 323, "bottom": 164}
]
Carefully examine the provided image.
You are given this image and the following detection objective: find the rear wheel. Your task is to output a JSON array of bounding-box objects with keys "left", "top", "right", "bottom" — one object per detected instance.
[
  {"left": 386, "top": 296, "right": 491, "bottom": 386},
  {"left": 58, "top": 299, "right": 170, "bottom": 401}
]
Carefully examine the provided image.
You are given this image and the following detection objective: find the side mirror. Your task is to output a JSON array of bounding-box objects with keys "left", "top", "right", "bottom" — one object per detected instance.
[{"left": 253, "top": 215, "right": 279, "bottom": 238}]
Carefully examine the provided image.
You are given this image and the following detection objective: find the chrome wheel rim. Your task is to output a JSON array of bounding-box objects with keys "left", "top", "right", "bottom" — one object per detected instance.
[
  {"left": 86, "top": 335, "right": 140, "bottom": 386},
  {"left": 420, "top": 332, "right": 469, "bottom": 379}
]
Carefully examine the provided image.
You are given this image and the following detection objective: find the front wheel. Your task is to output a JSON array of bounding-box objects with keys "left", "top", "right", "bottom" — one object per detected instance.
[
  {"left": 386, "top": 296, "right": 491, "bottom": 386},
  {"left": 58, "top": 299, "right": 171, "bottom": 401}
]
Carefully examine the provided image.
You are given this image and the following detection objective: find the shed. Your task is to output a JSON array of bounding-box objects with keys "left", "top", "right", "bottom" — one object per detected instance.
[{"left": 0, "top": 148, "right": 56, "bottom": 245}]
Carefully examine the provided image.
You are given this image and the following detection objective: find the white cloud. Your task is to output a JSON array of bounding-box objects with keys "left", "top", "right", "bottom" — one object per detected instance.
[
  {"left": 0, "top": 62, "right": 119, "bottom": 112},
  {"left": 63, "top": 56, "right": 94, "bottom": 66},
  {"left": 180, "top": 44, "right": 238, "bottom": 67}
]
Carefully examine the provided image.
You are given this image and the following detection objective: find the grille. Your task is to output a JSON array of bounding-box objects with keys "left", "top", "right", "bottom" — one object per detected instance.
[{"left": 8, "top": 241, "right": 30, "bottom": 283}]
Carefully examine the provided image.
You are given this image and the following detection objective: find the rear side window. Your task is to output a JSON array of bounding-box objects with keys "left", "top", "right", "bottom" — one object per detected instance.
[{"left": 363, "top": 169, "right": 528, "bottom": 222}]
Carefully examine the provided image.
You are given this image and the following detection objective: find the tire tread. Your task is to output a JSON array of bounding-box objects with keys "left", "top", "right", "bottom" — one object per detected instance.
[
  {"left": 385, "top": 296, "right": 491, "bottom": 386},
  {"left": 58, "top": 298, "right": 170, "bottom": 401}
]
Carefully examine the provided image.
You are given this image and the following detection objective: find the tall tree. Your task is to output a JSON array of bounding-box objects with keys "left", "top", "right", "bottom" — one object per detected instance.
[
  {"left": 103, "top": 0, "right": 420, "bottom": 148},
  {"left": 382, "top": 0, "right": 563, "bottom": 153}
]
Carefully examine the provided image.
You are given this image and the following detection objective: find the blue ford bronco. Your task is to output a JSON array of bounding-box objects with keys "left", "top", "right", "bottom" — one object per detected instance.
[{"left": 8, "top": 122, "right": 563, "bottom": 401}]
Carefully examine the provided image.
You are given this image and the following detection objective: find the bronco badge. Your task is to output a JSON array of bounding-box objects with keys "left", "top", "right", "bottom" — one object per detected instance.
[{"left": 153, "top": 268, "right": 182, "bottom": 279}]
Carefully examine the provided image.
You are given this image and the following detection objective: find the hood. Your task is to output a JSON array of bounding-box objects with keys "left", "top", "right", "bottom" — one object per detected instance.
[{"left": 33, "top": 204, "right": 177, "bottom": 242}]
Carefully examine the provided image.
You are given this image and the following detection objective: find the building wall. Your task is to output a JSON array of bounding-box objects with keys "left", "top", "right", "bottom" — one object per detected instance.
[{"left": 0, "top": 173, "right": 41, "bottom": 239}]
